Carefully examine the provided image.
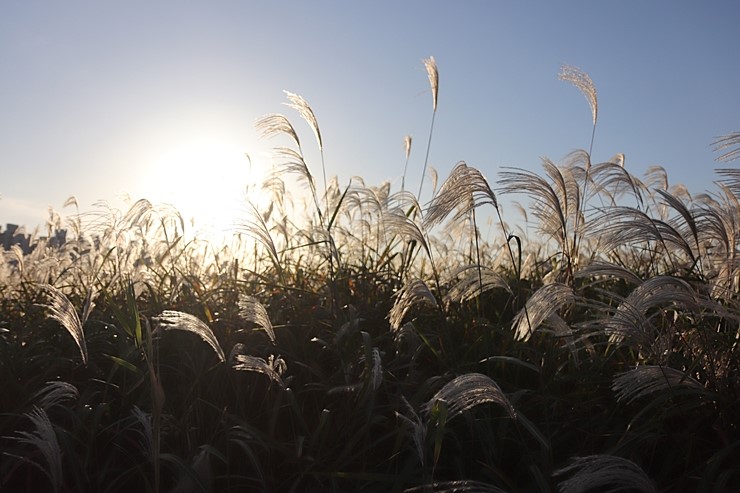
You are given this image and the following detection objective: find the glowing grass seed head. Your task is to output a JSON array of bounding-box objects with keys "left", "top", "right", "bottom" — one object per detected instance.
[
  {"left": 423, "top": 56, "right": 438, "bottom": 112},
  {"left": 559, "top": 64, "right": 598, "bottom": 126}
]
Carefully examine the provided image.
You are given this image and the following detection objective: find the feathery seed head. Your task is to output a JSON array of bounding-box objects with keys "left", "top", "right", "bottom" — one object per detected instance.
[
  {"left": 284, "top": 90, "right": 323, "bottom": 151},
  {"left": 559, "top": 64, "right": 598, "bottom": 126},
  {"left": 154, "top": 310, "right": 225, "bottom": 363},
  {"left": 711, "top": 131, "right": 740, "bottom": 162},
  {"left": 423, "top": 57, "right": 439, "bottom": 112},
  {"left": 38, "top": 284, "right": 88, "bottom": 365},
  {"left": 423, "top": 373, "right": 517, "bottom": 420},
  {"left": 255, "top": 113, "right": 301, "bottom": 148}
]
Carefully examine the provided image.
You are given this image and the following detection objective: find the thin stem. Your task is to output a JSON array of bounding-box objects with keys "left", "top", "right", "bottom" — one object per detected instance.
[{"left": 417, "top": 110, "right": 437, "bottom": 201}]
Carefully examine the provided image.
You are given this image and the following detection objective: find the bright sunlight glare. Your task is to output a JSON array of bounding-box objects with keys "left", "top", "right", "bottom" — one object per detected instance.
[{"left": 144, "top": 139, "right": 268, "bottom": 245}]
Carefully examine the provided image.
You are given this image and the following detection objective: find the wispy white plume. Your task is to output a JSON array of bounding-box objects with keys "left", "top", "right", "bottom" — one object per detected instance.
[
  {"left": 12, "top": 406, "right": 64, "bottom": 492},
  {"left": 511, "top": 283, "right": 574, "bottom": 341},
  {"left": 238, "top": 295, "right": 275, "bottom": 343},
  {"left": 284, "top": 91, "right": 322, "bottom": 152},
  {"left": 389, "top": 279, "right": 437, "bottom": 330},
  {"left": 154, "top": 310, "right": 225, "bottom": 363},
  {"left": 424, "top": 56, "right": 439, "bottom": 113},
  {"left": 424, "top": 162, "right": 498, "bottom": 230},
  {"left": 559, "top": 65, "right": 598, "bottom": 126},
  {"left": 423, "top": 372, "right": 516, "bottom": 420},
  {"left": 38, "top": 284, "right": 88, "bottom": 365},
  {"left": 612, "top": 365, "right": 708, "bottom": 404}
]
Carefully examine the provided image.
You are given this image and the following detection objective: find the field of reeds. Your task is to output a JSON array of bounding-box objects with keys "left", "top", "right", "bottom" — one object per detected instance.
[{"left": 1, "top": 60, "right": 738, "bottom": 493}]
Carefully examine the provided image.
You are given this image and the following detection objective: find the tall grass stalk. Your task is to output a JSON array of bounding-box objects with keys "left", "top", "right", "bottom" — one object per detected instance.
[{"left": 417, "top": 56, "right": 438, "bottom": 201}]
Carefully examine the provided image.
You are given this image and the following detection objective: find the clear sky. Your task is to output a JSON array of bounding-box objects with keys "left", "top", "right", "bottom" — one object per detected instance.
[{"left": 1, "top": 1, "right": 739, "bottom": 239}]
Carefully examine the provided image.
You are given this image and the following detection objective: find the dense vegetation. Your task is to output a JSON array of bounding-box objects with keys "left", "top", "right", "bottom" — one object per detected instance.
[{"left": 1, "top": 60, "right": 738, "bottom": 492}]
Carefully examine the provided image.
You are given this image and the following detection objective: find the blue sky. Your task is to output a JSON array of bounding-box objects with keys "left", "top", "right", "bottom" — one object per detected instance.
[{"left": 1, "top": 1, "right": 738, "bottom": 237}]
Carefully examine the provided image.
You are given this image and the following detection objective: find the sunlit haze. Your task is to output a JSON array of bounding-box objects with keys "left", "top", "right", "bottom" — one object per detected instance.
[{"left": 1, "top": 1, "right": 738, "bottom": 243}]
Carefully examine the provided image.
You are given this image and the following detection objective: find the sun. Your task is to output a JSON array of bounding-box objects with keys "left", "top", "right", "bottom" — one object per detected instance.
[{"left": 144, "top": 138, "right": 267, "bottom": 244}]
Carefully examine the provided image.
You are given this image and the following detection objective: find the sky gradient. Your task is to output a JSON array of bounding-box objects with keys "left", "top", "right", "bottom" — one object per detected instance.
[{"left": 2, "top": 1, "right": 739, "bottom": 238}]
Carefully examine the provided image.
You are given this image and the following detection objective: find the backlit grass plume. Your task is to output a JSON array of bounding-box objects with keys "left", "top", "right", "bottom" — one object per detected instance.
[
  {"left": 229, "top": 347, "right": 285, "bottom": 387},
  {"left": 511, "top": 282, "right": 574, "bottom": 341},
  {"left": 389, "top": 278, "right": 438, "bottom": 330},
  {"left": 418, "top": 56, "right": 439, "bottom": 199},
  {"left": 284, "top": 90, "right": 328, "bottom": 221},
  {"left": 284, "top": 90, "right": 322, "bottom": 152},
  {"left": 238, "top": 295, "right": 275, "bottom": 343},
  {"left": 154, "top": 310, "right": 225, "bottom": 363},
  {"left": 555, "top": 455, "right": 656, "bottom": 493},
  {"left": 11, "top": 407, "right": 64, "bottom": 492},
  {"left": 255, "top": 113, "right": 301, "bottom": 148},
  {"left": 612, "top": 365, "right": 708, "bottom": 404},
  {"left": 559, "top": 64, "right": 598, "bottom": 154},
  {"left": 38, "top": 284, "right": 88, "bottom": 365},
  {"left": 423, "top": 373, "right": 517, "bottom": 420},
  {"left": 424, "top": 162, "right": 497, "bottom": 229}
]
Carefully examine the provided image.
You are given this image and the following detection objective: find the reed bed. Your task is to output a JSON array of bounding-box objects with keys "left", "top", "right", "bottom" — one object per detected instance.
[{"left": 0, "top": 60, "right": 738, "bottom": 492}]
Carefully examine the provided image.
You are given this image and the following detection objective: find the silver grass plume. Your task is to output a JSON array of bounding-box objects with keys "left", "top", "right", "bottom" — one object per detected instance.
[
  {"left": 63, "top": 195, "right": 78, "bottom": 209},
  {"left": 558, "top": 65, "right": 598, "bottom": 127},
  {"left": 273, "top": 147, "right": 318, "bottom": 192},
  {"left": 38, "top": 284, "right": 88, "bottom": 365},
  {"left": 604, "top": 276, "right": 699, "bottom": 346},
  {"left": 404, "top": 480, "right": 509, "bottom": 493},
  {"left": 715, "top": 168, "right": 740, "bottom": 198},
  {"left": 154, "top": 310, "right": 225, "bottom": 363},
  {"left": 424, "top": 162, "right": 498, "bottom": 230},
  {"left": 123, "top": 198, "right": 154, "bottom": 231},
  {"left": 32, "top": 381, "right": 79, "bottom": 411},
  {"left": 384, "top": 209, "right": 431, "bottom": 255},
  {"left": 389, "top": 279, "right": 438, "bottom": 330},
  {"left": 402, "top": 135, "right": 413, "bottom": 192},
  {"left": 7, "top": 244, "right": 24, "bottom": 274},
  {"left": 230, "top": 353, "right": 285, "bottom": 387},
  {"left": 284, "top": 91, "right": 322, "bottom": 152},
  {"left": 644, "top": 165, "right": 669, "bottom": 192},
  {"left": 498, "top": 161, "right": 582, "bottom": 248},
  {"left": 555, "top": 455, "right": 655, "bottom": 493},
  {"left": 596, "top": 206, "right": 698, "bottom": 264},
  {"left": 511, "top": 283, "right": 574, "bottom": 341},
  {"left": 238, "top": 201, "right": 283, "bottom": 276},
  {"left": 444, "top": 264, "right": 512, "bottom": 306},
  {"left": 418, "top": 57, "right": 439, "bottom": 199},
  {"left": 272, "top": 146, "right": 324, "bottom": 225},
  {"left": 612, "top": 365, "right": 708, "bottom": 404},
  {"left": 588, "top": 157, "right": 648, "bottom": 207},
  {"left": 711, "top": 131, "right": 740, "bottom": 162},
  {"left": 423, "top": 373, "right": 516, "bottom": 420},
  {"left": 238, "top": 295, "right": 275, "bottom": 343},
  {"left": 576, "top": 260, "right": 644, "bottom": 287},
  {"left": 429, "top": 166, "right": 439, "bottom": 195},
  {"left": 12, "top": 406, "right": 64, "bottom": 492},
  {"left": 255, "top": 113, "right": 301, "bottom": 148},
  {"left": 424, "top": 56, "right": 439, "bottom": 113}
]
